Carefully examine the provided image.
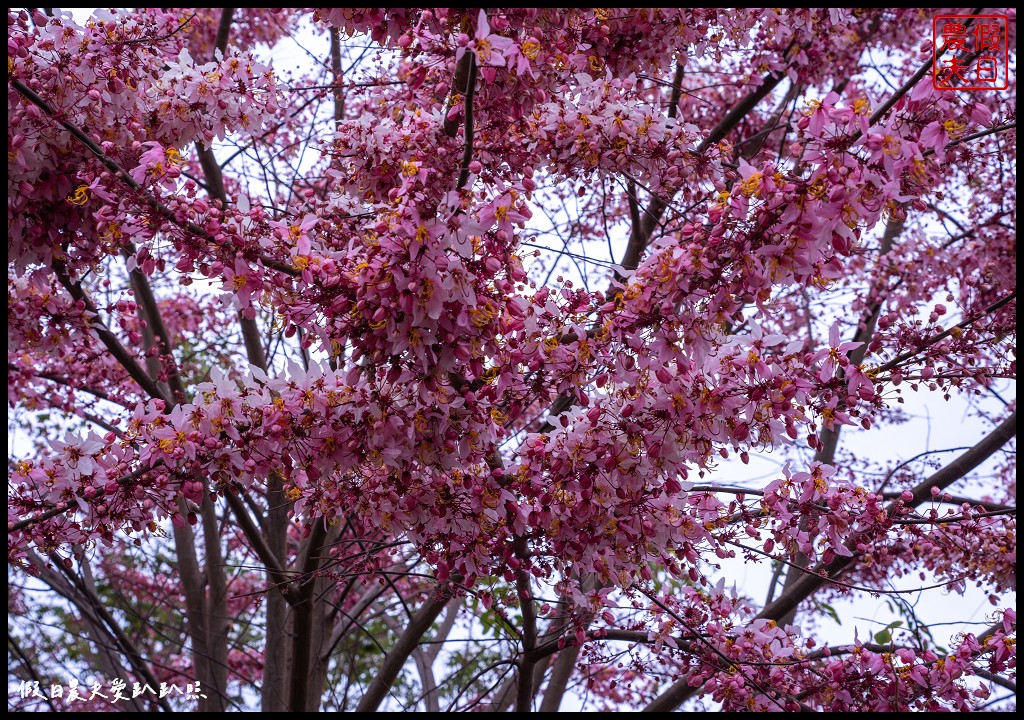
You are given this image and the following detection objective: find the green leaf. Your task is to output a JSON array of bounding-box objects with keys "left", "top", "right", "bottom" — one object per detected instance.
[
  {"left": 874, "top": 620, "right": 903, "bottom": 645},
  {"left": 819, "top": 602, "right": 841, "bottom": 626}
]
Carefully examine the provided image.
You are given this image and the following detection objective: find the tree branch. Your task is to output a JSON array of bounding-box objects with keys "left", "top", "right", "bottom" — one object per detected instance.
[
  {"left": 51, "top": 261, "right": 169, "bottom": 404},
  {"left": 10, "top": 78, "right": 297, "bottom": 277},
  {"left": 514, "top": 563, "right": 538, "bottom": 712},
  {"left": 878, "top": 290, "right": 1016, "bottom": 373},
  {"left": 695, "top": 69, "right": 786, "bottom": 155},
  {"left": 10, "top": 461, "right": 161, "bottom": 533},
  {"left": 644, "top": 410, "right": 1017, "bottom": 712},
  {"left": 356, "top": 591, "right": 450, "bottom": 712},
  {"left": 443, "top": 52, "right": 474, "bottom": 138},
  {"left": 288, "top": 521, "right": 328, "bottom": 711},
  {"left": 224, "top": 491, "right": 296, "bottom": 604},
  {"left": 973, "top": 668, "right": 1016, "bottom": 695},
  {"left": 456, "top": 52, "right": 479, "bottom": 190},
  {"left": 42, "top": 551, "right": 175, "bottom": 712}
]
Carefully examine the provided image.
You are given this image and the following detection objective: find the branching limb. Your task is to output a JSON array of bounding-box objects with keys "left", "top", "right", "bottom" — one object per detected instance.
[
  {"left": 356, "top": 591, "right": 451, "bottom": 712},
  {"left": 10, "top": 461, "right": 162, "bottom": 533},
  {"left": 644, "top": 411, "right": 1017, "bottom": 711},
  {"left": 51, "top": 260, "right": 169, "bottom": 404}
]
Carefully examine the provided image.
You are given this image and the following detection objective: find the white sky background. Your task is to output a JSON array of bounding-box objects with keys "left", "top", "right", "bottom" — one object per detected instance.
[{"left": 10, "top": 7, "right": 1015, "bottom": 711}]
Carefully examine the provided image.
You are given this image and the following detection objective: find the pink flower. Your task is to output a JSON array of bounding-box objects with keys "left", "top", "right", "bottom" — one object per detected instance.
[
  {"left": 223, "top": 257, "right": 260, "bottom": 306},
  {"left": 799, "top": 91, "right": 839, "bottom": 137},
  {"left": 508, "top": 36, "right": 540, "bottom": 78},
  {"left": 270, "top": 214, "right": 317, "bottom": 254},
  {"left": 845, "top": 364, "right": 875, "bottom": 400},
  {"left": 736, "top": 321, "right": 786, "bottom": 378},
  {"left": 459, "top": 10, "right": 514, "bottom": 68},
  {"left": 817, "top": 396, "right": 853, "bottom": 429},
  {"left": 50, "top": 433, "right": 105, "bottom": 477},
  {"left": 919, "top": 121, "right": 950, "bottom": 152},
  {"left": 1001, "top": 607, "right": 1016, "bottom": 632},
  {"left": 129, "top": 141, "right": 183, "bottom": 186},
  {"left": 810, "top": 322, "right": 862, "bottom": 382}
]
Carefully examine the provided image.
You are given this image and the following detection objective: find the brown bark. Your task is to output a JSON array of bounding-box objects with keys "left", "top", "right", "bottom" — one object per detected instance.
[{"left": 355, "top": 592, "right": 450, "bottom": 712}]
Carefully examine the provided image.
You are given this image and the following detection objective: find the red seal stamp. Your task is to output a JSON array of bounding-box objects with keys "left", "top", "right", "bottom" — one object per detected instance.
[{"left": 933, "top": 14, "right": 1010, "bottom": 90}]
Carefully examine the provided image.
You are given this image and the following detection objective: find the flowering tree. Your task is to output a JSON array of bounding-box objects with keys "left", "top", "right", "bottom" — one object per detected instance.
[{"left": 7, "top": 7, "right": 1016, "bottom": 712}]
